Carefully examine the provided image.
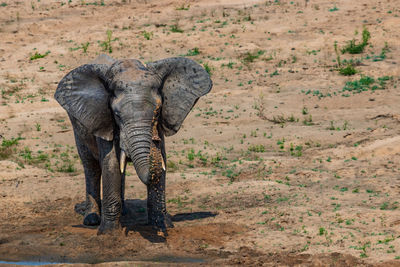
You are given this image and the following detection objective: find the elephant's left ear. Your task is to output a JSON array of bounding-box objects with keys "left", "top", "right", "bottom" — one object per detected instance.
[{"left": 147, "top": 57, "right": 212, "bottom": 136}]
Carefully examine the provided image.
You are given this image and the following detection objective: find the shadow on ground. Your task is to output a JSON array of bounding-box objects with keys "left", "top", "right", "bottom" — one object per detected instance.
[{"left": 74, "top": 199, "right": 217, "bottom": 242}]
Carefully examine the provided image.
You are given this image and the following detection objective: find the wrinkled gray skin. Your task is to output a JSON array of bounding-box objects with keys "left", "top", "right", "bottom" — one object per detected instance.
[{"left": 54, "top": 54, "right": 212, "bottom": 235}]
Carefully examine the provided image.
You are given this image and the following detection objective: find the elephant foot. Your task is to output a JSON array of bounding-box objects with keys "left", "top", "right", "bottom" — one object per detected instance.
[
  {"left": 84, "top": 194, "right": 101, "bottom": 226},
  {"left": 83, "top": 212, "right": 101, "bottom": 226},
  {"left": 97, "top": 220, "right": 121, "bottom": 235},
  {"left": 148, "top": 211, "right": 174, "bottom": 236}
]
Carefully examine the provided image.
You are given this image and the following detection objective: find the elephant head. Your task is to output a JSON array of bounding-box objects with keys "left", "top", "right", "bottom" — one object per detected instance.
[{"left": 55, "top": 54, "right": 212, "bottom": 184}]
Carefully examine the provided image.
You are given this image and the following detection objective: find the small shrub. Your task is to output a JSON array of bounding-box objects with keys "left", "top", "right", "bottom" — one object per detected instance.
[
  {"left": 142, "top": 31, "right": 153, "bottom": 40},
  {"left": 100, "top": 30, "right": 114, "bottom": 53},
  {"left": 242, "top": 50, "right": 264, "bottom": 63},
  {"left": 176, "top": 4, "right": 189, "bottom": 10},
  {"left": 30, "top": 51, "right": 50, "bottom": 60},
  {"left": 81, "top": 42, "right": 90, "bottom": 53},
  {"left": 0, "top": 137, "right": 22, "bottom": 160},
  {"left": 183, "top": 47, "right": 200, "bottom": 56},
  {"left": 248, "top": 144, "right": 265, "bottom": 153},
  {"left": 166, "top": 160, "right": 178, "bottom": 172},
  {"left": 203, "top": 62, "right": 212, "bottom": 75},
  {"left": 170, "top": 25, "right": 184, "bottom": 33},
  {"left": 341, "top": 27, "right": 370, "bottom": 54},
  {"left": 339, "top": 65, "right": 357, "bottom": 76}
]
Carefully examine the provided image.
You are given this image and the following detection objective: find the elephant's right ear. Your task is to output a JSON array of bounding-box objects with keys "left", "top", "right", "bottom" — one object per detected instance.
[{"left": 54, "top": 55, "right": 116, "bottom": 141}]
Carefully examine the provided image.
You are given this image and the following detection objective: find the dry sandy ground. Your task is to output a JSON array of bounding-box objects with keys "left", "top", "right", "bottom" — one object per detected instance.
[{"left": 0, "top": 0, "right": 400, "bottom": 266}]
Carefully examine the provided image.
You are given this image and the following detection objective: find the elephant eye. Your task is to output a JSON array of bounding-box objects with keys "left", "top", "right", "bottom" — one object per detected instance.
[{"left": 114, "top": 112, "right": 121, "bottom": 120}]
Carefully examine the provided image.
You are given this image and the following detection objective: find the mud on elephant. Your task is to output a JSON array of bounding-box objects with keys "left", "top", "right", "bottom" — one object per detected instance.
[{"left": 54, "top": 54, "right": 212, "bottom": 235}]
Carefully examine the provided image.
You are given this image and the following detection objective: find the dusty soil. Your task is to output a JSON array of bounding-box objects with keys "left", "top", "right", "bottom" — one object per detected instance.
[{"left": 0, "top": 0, "right": 400, "bottom": 266}]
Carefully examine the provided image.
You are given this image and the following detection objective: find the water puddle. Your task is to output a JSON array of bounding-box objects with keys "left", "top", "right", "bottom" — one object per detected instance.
[
  {"left": 0, "top": 261, "right": 68, "bottom": 266},
  {"left": 144, "top": 255, "right": 205, "bottom": 263},
  {"left": 0, "top": 255, "right": 205, "bottom": 265}
]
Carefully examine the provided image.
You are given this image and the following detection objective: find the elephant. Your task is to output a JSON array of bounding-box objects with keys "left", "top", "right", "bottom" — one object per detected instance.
[{"left": 54, "top": 54, "right": 212, "bottom": 235}]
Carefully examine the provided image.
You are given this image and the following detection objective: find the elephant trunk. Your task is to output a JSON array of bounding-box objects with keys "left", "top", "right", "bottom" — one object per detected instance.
[{"left": 125, "top": 126, "right": 152, "bottom": 185}]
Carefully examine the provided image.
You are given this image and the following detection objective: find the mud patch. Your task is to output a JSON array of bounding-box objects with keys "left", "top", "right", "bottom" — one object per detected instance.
[
  {"left": 224, "top": 247, "right": 370, "bottom": 266},
  {"left": 0, "top": 198, "right": 243, "bottom": 265},
  {"left": 166, "top": 223, "right": 247, "bottom": 249}
]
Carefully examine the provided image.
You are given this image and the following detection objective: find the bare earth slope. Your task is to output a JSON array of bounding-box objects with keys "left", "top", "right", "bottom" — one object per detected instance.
[{"left": 0, "top": 0, "right": 400, "bottom": 266}]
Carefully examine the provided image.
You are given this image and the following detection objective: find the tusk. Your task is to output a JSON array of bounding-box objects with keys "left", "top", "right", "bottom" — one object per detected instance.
[
  {"left": 120, "top": 150, "right": 127, "bottom": 174},
  {"left": 161, "top": 155, "right": 166, "bottom": 171}
]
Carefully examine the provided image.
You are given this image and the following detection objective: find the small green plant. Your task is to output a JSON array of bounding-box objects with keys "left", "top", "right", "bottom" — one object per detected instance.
[
  {"left": 268, "top": 114, "right": 298, "bottom": 124},
  {"left": 248, "top": 144, "right": 265, "bottom": 152},
  {"left": 319, "top": 227, "right": 326, "bottom": 235},
  {"left": 342, "top": 75, "right": 392, "bottom": 94},
  {"left": 203, "top": 62, "right": 212, "bottom": 75},
  {"left": 341, "top": 27, "right": 370, "bottom": 54},
  {"left": 170, "top": 24, "right": 184, "bottom": 33},
  {"left": 35, "top": 123, "right": 41, "bottom": 131},
  {"left": 339, "top": 64, "right": 357, "bottom": 76},
  {"left": 328, "top": 121, "right": 336, "bottom": 130},
  {"left": 56, "top": 152, "right": 76, "bottom": 173},
  {"left": 372, "top": 42, "right": 390, "bottom": 62},
  {"left": 176, "top": 4, "right": 189, "bottom": 10},
  {"left": 222, "top": 165, "right": 240, "bottom": 182},
  {"left": 343, "top": 121, "right": 348, "bottom": 130},
  {"left": 303, "top": 115, "right": 313, "bottom": 126},
  {"left": 100, "top": 30, "right": 114, "bottom": 53},
  {"left": 328, "top": 5, "right": 339, "bottom": 12},
  {"left": 242, "top": 50, "right": 264, "bottom": 63},
  {"left": 30, "top": 51, "right": 50, "bottom": 60},
  {"left": 0, "top": 136, "right": 23, "bottom": 160},
  {"left": 254, "top": 94, "right": 267, "bottom": 120},
  {"left": 334, "top": 41, "right": 342, "bottom": 67},
  {"left": 142, "top": 31, "right": 153, "bottom": 40},
  {"left": 183, "top": 47, "right": 200, "bottom": 56},
  {"left": 19, "top": 147, "right": 32, "bottom": 162},
  {"left": 2, "top": 138, "right": 19, "bottom": 148},
  {"left": 334, "top": 41, "right": 357, "bottom": 75},
  {"left": 222, "top": 61, "right": 235, "bottom": 69},
  {"left": 166, "top": 160, "right": 178, "bottom": 172},
  {"left": 289, "top": 144, "right": 303, "bottom": 157},
  {"left": 57, "top": 162, "right": 76, "bottom": 173},
  {"left": 187, "top": 149, "right": 195, "bottom": 161},
  {"left": 277, "top": 138, "right": 285, "bottom": 149},
  {"left": 81, "top": 42, "right": 90, "bottom": 53}
]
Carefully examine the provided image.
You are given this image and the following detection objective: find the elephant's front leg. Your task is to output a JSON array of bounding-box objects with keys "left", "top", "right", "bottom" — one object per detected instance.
[
  {"left": 70, "top": 117, "right": 102, "bottom": 226},
  {"left": 147, "top": 137, "right": 173, "bottom": 234},
  {"left": 97, "top": 138, "right": 122, "bottom": 235}
]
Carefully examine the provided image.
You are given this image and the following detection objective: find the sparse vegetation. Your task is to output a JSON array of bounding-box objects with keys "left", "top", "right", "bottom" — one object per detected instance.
[
  {"left": 81, "top": 42, "right": 90, "bottom": 53},
  {"left": 176, "top": 4, "right": 190, "bottom": 10},
  {"left": 30, "top": 51, "right": 50, "bottom": 60},
  {"left": 342, "top": 76, "right": 392, "bottom": 94},
  {"left": 341, "top": 27, "right": 371, "bottom": 54},
  {"left": 99, "top": 30, "right": 115, "bottom": 53},
  {"left": 242, "top": 50, "right": 264, "bottom": 63},
  {"left": 0, "top": 1, "right": 399, "bottom": 264},
  {"left": 170, "top": 24, "right": 184, "bottom": 33},
  {"left": 142, "top": 31, "right": 153, "bottom": 40},
  {"left": 0, "top": 136, "right": 23, "bottom": 160},
  {"left": 182, "top": 47, "right": 200, "bottom": 56},
  {"left": 203, "top": 62, "right": 212, "bottom": 75},
  {"left": 339, "top": 64, "right": 357, "bottom": 76}
]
